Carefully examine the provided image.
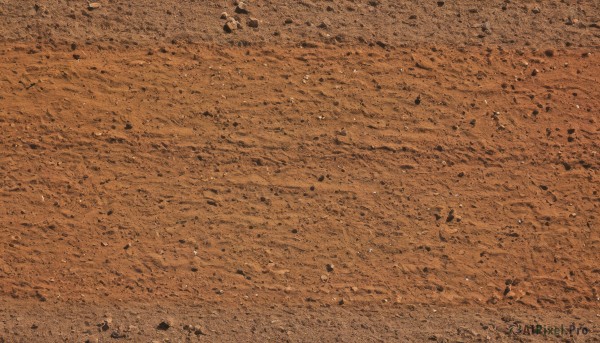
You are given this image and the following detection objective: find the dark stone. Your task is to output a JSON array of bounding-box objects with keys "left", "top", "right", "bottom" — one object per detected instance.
[{"left": 157, "top": 321, "right": 171, "bottom": 331}]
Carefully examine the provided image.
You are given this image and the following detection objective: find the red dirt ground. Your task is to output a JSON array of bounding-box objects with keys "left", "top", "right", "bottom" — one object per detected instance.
[{"left": 0, "top": 1, "right": 599, "bottom": 342}]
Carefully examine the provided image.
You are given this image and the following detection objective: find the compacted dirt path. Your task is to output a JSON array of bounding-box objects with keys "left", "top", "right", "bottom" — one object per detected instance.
[{"left": 0, "top": 1, "right": 599, "bottom": 342}]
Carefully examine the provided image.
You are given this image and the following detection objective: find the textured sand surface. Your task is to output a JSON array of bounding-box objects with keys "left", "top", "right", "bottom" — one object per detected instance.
[{"left": 0, "top": 1, "right": 599, "bottom": 341}]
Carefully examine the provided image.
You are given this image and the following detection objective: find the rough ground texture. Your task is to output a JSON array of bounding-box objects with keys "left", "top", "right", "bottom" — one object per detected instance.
[{"left": 0, "top": 0, "right": 599, "bottom": 342}]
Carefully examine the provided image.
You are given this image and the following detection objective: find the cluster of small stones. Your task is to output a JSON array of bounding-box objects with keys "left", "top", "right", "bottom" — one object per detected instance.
[{"left": 221, "top": 1, "right": 259, "bottom": 33}]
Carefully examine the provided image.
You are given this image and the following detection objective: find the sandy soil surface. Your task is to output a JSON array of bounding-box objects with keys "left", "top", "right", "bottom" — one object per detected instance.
[{"left": 0, "top": 1, "right": 599, "bottom": 342}]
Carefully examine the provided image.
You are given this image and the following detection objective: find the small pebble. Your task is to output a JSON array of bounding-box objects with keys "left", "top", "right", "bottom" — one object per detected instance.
[
  {"left": 247, "top": 18, "right": 259, "bottom": 28},
  {"left": 156, "top": 320, "right": 171, "bottom": 331},
  {"left": 88, "top": 2, "right": 101, "bottom": 10},
  {"left": 235, "top": 2, "right": 249, "bottom": 14}
]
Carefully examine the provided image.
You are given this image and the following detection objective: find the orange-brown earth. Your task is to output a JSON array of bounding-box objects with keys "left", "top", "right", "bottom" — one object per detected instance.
[{"left": 0, "top": 1, "right": 599, "bottom": 342}]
